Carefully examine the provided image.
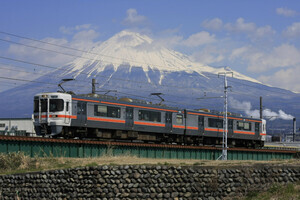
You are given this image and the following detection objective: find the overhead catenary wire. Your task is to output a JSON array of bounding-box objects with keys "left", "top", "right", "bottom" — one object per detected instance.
[
  {"left": 0, "top": 74, "right": 223, "bottom": 110},
  {"left": 0, "top": 32, "right": 226, "bottom": 91},
  {"left": 0, "top": 62, "right": 217, "bottom": 101},
  {"left": 0, "top": 55, "right": 213, "bottom": 92}
]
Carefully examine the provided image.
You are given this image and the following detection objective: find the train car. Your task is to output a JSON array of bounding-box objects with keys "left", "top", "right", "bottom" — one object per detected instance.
[
  {"left": 33, "top": 92, "right": 266, "bottom": 147},
  {"left": 184, "top": 109, "right": 266, "bottom": 147}
]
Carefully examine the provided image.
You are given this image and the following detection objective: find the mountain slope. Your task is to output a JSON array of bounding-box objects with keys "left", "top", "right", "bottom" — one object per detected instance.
[{"left": 63, "top": 30, "right": 261, "bottom": 84}]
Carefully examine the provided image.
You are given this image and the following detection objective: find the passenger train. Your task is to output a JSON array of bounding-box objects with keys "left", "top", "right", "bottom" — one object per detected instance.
[{"left": 33, "top": 92, "right": 266, "bottom": 147}]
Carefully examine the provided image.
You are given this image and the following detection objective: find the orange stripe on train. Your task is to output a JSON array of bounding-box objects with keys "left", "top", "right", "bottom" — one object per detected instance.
[
  {"left": 234, "top": 130, "right": 255, "bottom": 135},
  {"left": 205, "top": 128, "right": 228, "bottom": 132},
  {"left": 173, "top": 125, "right": 185, "bottom": 129},
  {"left": 87, "top": 117, "right": 125, "bottom": 123},
  {"left": 134, "top": 121, "right": 166, "bottom": 127}
]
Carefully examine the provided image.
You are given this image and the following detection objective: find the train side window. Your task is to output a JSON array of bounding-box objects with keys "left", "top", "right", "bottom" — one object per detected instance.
[
  {"left": 107, "top": 106, "right": 121, "bottom": 118},
  {"left": 66, "top": 102, "right": 69, "bottom": 112},
  {"left": 138, "top": 110, "right": 161, "bottom": 122},
  {"left": 237, "top": 121, "right": 251, "bottom": 131},
  {"left": 208, "top": 118, "right": 223, "bottom": 128},
  {"left": 94, "top": 105, "right": 107, "bottom": 117},
  {"left": 94, "top": 105, "right": 120, "bottom": 118},
  {"left": 176, "top": 114, "right": 183, "bottom": 124}
]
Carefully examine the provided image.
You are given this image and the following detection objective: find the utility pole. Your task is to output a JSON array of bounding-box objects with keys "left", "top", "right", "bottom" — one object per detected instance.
[
  {"left": 218, "top": 72, "right": 233, "bottom": 161},
  {"left": 260, "top": 96, "right": 263, "bottom": 119},
  {"left": 293, "top": 118, "right": 296, "bottom": 142},
  {"left": 92, "top": 79, "right": 96, "bottom": 94}
]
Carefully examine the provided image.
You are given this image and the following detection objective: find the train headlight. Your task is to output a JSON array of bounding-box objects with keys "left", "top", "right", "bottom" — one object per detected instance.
[{"left": 52, "top": 115, "right": 58, "bottom": 118}]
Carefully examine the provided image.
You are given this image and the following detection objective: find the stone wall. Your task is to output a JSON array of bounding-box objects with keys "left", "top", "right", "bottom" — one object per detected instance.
[{"left": 0, "top": 165, "right": 299, "bottom": 200}]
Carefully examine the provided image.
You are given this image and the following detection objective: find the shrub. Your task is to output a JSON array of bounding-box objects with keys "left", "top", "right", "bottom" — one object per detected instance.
[{"left": 0, "top": 152, "right": 30, "bottom": 171}]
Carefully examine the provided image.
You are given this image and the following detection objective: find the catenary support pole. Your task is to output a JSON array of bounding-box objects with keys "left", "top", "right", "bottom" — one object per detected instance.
[{"left": 218, "top": 72, "right": 233, "bottom": 160}]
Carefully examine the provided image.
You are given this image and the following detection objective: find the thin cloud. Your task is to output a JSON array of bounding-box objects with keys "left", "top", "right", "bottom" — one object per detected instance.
[
  {"left": 283, "top": 22, "right": 300, "bottom": 38},
  {"left": 258, "top": 66, "right": 300, "bottom": 93},
  {"left": 59, "top": 24, "right": 94, "bottom": 34},
  {"left": 8, "top": 26, "right": 102, "bottom": 68},
  {"left": 202, "top": 18, "right": 223, "bottom": 31},
  {"left": 276, "top": 7, "right": 298, "bottom": 17},
  {"left": 230, "top": 44, "right": 300, "bottom": 73},
  {"left": 229, "top": 97, "right": 294, "bottom": 120},
  {"left": 181, "top": 31, "right": 216, "bottom": 47},
  {"left": 224, "top": 18, "right": 275, "bottom": 38},
  {"left": 202, "top": 18, "right": 275, "bottom": 39},
  {"left": 122, "top": 8, "right": 147, "bottom": 27}
]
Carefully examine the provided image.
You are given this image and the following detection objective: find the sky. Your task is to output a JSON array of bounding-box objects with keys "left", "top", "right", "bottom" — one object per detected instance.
[{"left": 0, "top": 0, "right": 300, "bottom": 92}]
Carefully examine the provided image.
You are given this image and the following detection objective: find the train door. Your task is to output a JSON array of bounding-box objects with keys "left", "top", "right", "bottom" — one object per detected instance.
[
  {"left": 165, "top": 112, "right": 172, "bottom": 132},
  {"left": 198, "top": 116, "right": 204, "bottom": 134},
  {"left": 77, "top": 102, "right": 87, "bottom": 126},
  {"left": 125, "top": 107, "right": 133, "bottom": 129},
  {"left": 64, "top": 101, "right": 70, "bottom": 124},
  {"left": 255, "top": 122, "right": 259, "bottom": 136},
  {"left": 228, "top": 119, "right": 233, "bottom": 137}
]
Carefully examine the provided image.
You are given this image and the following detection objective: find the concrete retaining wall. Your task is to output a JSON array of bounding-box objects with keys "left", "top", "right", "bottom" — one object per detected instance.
[{"left": 0, "top": 165, "right": 299, "bottom": 200}]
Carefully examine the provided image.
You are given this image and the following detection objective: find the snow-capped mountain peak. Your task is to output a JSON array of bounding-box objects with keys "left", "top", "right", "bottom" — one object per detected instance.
[{"left": 65, "top": 30, "right": 260, "bottom": 84}]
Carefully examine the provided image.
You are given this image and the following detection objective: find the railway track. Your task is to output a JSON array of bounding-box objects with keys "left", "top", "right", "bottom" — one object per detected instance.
[{"left": 0, "top": 135, "right": 298, "bottom": 154}]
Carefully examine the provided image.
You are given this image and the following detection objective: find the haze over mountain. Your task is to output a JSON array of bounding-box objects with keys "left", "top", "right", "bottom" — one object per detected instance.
[{"left": 0, "top": 30, "right": 299, "bottom": 131}]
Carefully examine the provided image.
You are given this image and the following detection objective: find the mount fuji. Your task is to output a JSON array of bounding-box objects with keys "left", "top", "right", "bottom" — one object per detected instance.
[{"left": 0, "top": 30, "right": 299, "bottom": 131}]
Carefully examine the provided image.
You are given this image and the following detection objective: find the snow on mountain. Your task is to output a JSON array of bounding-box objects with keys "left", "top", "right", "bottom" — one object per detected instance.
[{"left": 64, "top": 30, "right": 261, "bottom": 84}]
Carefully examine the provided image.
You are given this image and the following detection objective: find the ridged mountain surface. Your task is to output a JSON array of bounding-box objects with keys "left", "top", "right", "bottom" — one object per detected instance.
[{"left": 0, "top": 31, "right": 299, "bottom": 130}]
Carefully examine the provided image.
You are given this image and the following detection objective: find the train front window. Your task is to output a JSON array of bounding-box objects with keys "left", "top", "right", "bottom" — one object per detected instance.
[
  {"left": 34, "top": 100, "right": 39, "bottom": 112},
  {"left": 49, "top": 99, "right": 64, "bottom": 112},
  {"left": 41, "top": 99, "right": 48, "bottom": 112}
]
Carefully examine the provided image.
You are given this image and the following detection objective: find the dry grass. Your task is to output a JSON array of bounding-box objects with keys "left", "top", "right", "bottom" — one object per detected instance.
[
  {"left": 0, "top": 152, "right": 299, "bottom": 175},
  {"left": 241, "top": 182, "right": 300, "bottom": 200},
  {"left": 53, "top": 156, "right": 300, "bottom": 167}
]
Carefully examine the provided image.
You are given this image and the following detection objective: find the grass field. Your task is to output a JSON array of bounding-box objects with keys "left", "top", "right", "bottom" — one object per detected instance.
[
  {"left": 0, "top": 151, "right": 299, "bottom": 175},
  {"left": 241, "top": 183, "right": 300, "bottom": 200}
]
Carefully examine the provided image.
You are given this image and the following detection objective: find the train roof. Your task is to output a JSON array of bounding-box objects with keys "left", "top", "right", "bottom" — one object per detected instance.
[
  {"left": 71, "top": 94, "right": 181, "bottom": 112},
  {"left": 36, "top": 92, "right": 263, "bottom": 121},
  {"left": 185, "top": 108, "right": 263, "bottom": 122}
]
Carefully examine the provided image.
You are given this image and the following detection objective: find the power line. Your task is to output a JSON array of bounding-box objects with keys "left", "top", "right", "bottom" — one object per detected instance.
[
  {"left": 0, "top": 32, "right": 226, "bottom": 91},
  {"left": 0, "top": 62, "right": 213, "bottom": 101},
  {"left": 0, "top": 30, "right": 164, "bottom": 67},
  {"left": 0, "top": 55, "right": 212, "bottom": 91},
  {"left": 0, "top": 75, "right": 213, "bottom": 108},
  {"left": 0, "top": 31, "right": 293, "bottom": 96}
]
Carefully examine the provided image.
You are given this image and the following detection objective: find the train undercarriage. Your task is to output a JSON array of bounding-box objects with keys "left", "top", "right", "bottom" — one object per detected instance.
[{"left": 39, "top": 125, "right": 264, "bottom": 148}]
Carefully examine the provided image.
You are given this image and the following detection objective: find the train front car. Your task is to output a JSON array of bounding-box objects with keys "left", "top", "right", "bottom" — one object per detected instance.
[{"left": 33, "top": 93, "right": 73, "bottom": 136}]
